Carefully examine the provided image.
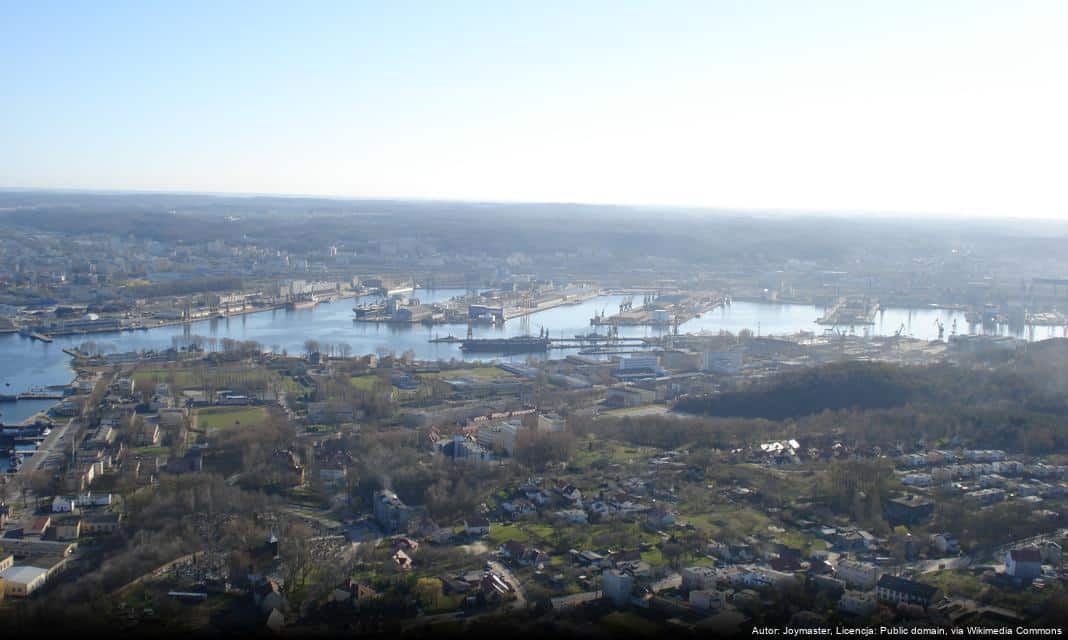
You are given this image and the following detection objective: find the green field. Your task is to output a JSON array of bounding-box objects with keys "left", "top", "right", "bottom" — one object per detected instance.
[
  {"left": 424, "top": 366, "right": 510, "bottom": 381},
  {"left": 350, "top": 375, "right": 379, "bottom": 392},
  {"left": 195, "top": 406, "right": 268, "bottom": 430}
]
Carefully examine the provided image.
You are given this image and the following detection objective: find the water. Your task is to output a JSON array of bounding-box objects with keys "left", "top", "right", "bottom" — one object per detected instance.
[{"left": 1, "top": 289, "right": 1065, "bottom": 427}]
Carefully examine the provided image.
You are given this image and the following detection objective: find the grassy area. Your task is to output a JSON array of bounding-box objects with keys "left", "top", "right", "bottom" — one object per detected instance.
[
  {"left": 195, "top": 406, "right": 268, "bottom": 430},
  {"left": 569, "top": 436, "right": 658, "bottom": 470},
  {"left": 488, "top": 523, "right": 537, "bottom": 546},
  {"left": 919, "top": 570, "right": 988, "bottom": 599},
  {"left": 683, "top": 505, "right": 770, "bottom": 540},
  {"left": 133, "top": 367, "right": 199, "bottom": 388},
  {"left": 350, "top": 375, "right": 379, "bottom": 392},
  {"left": 130, "top": 445, "right": 169, "bottom": 457}
]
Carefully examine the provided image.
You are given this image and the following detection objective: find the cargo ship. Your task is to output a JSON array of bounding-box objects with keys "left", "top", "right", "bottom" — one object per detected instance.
[
  {"left": 459, "top": 335, "right": 550, "bottom": 354},
  {"left": 285, "top": 296, "right": 317, "bottom": 311}
]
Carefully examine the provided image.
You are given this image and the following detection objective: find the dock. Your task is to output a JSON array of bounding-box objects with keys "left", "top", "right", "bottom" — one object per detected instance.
[
  {"left": 591, "top": 293, "right": 727, "bottom": 327},
  {"left": 817, "top": 297, "right": 879, "bottom": 326}
]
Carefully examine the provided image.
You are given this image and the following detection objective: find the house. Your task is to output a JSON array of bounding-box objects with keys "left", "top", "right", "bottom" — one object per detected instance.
[
  {"left": 499, "top": 540, "right": 527, "bottom": 561},
  {"left": 27, "top": 516, "right": 51, "bottom": 537},
  {"left": 930, "top": 533, "right": 960, "bottom": 555},
  {"left": 81, "top": 512, "right": 122, "bottom": 535},
  {"left": 1005, "top": 548, "right": 1043, "bottom": 580},
  {"left": 498, "top": 539, "right": 544, "bottom": 566},
  {"left": 555, "top": 509, "right": 588, "bottom": 525},
  {"left": 501, "top": 498, "right": 536, "bottom": 517},
  {"left": 690, "top": 588, "right": 728, "bottom": 611},
  {"left": 329, "top": 579, "right": 378, "bottom": 609},
  {"left": 875, "top": 574, "right": 941, "bottom": 608},
  {"left": 463, "top": 516, "right": 491, "bottom": 537},
  {"left": 555, "top": 481, "right": 582, "bottom": 503},
  {"left": 835, "top": 559, "right": 880, "bottom": 590},
  {"left": 52, "top": 517, "right": 82, "bottom": 541},
  {"left": 571, "top": 549, "right": 606, "bottom": 567},
  {"left": 645, "top": 507, "right": 676, "bottom": 530}
]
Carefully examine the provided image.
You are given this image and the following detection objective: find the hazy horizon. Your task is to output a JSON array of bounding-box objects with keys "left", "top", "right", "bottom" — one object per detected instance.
[{"left": 4, "top": 1, "right": 1067, "bottom": 219}]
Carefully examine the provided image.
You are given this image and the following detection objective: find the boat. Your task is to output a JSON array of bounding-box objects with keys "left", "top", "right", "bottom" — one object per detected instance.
[
  {"left": 459, "top": 336, "right": 551, "bottom": 354},
  {"left": 353, "top": 302, "right": 387, "bottom": 318},
  {"left": 17, "top": 389, "right": 64, "bottom": 400},
  {"left": 385, "top": 284, "right": 415, "bottom": 297},
  {"left": 429, "top": 335, "right": 462, "bottom": 343},
  {"left": 285, "top": 297, "right": 317, "bottom": 310},
  {"left": 0, "top": 394, "right": 16, "bottom": 403}
]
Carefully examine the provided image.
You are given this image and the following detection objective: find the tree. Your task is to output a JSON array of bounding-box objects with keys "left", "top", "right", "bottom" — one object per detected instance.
[{"left": 413, "top": 577, "right": 443, "bottom": 610}]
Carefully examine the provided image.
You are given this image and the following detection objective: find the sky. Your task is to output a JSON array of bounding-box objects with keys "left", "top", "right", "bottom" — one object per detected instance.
[{"left": 2, "top": 1, "right": 1067, "bottom": 218}]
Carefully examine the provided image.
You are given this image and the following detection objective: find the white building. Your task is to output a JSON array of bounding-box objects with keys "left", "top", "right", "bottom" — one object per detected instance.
[
  {"left": 835, "top": 559, "right": 879, "bottom": 590},
  {"left": 51, "top": 497, "right": 76, "bottom": 513},
  {"left": 0, "top": 565, "right": 49, "bottom": 597},
  {"left": 1005, "top": 548, "right": 1042, "bottom": 579},
  {"left": 702, "top": 350, "right": 743, "bottom": 374},
  {"left": 682, "top": 566, "right": 720, "bottom": 591},
  {"left": 689, "top": 588, "right": 727, "bottom": 611},
  {"left": 476, "top": 420, "right": 520, "bottom": 456},
  {"left": 603, "top": 569, "right": 635, "bottom": 608},
  {"left": 536, "top": 412, "right": 566, "bottom": 433},
  {"left": 617, "top": 353, "right": 659, "bottom": 372}
]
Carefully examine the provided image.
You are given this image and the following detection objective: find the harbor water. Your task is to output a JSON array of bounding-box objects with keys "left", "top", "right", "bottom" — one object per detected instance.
[{"left": 2, "top": 289, "right": 1064, "bottom": 429}]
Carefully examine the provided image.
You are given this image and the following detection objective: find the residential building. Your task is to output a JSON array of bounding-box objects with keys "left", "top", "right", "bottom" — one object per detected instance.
[
  {"left": 0, "top": 565, "right": 49, "bottom": 597},
  {"left": 603, "top": 569, "right": 635, "bottom": 608},
  {"left": 835, "top": 559, "right": 879, "bottom": 590},
  {"left": 875, "top": 574, "right": 941, "bottom": 608},
  {"left": 1005, "top": 548, "right": 1043, "bottom": 580}
]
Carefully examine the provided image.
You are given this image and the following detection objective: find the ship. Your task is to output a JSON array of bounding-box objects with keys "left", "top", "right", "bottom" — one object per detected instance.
[
  {"left": 459, "top": 335, "right": 550, "bottom": 354},
  {"left": 429, "top": 334, "right": 462, "bottom": 343},
  {"left": 0, "top": 394, "right": 16, "bottom": 403},
  {"left": 353, "top": 301, "right": 387, "bottom": 318},
  {"left": 285, "top": 296, "right": 318, "bottom": 310}
]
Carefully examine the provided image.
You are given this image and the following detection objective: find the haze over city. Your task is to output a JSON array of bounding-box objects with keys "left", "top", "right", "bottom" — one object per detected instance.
[
  {"left": 5, "top": 3, "right": 1068, "bottom": 639},
  {"left": 3, "top": 0, "right": 1068, "bottom": 218}
]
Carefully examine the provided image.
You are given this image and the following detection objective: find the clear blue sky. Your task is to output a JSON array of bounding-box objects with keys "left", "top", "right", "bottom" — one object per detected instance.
[{"left": 3, "top": 1, "right": 1066, "bottom": 217}]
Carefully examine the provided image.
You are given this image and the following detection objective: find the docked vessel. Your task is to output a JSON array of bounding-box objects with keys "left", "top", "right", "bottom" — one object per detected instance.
[
  {"left": 285, "top": 296, "right": 317, "bottom": 310},
  {"left": 459, "top": 335, "right": 550, "bottom": 354}
]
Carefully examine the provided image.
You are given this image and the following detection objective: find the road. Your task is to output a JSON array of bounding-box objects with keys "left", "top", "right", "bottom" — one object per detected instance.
[
  {"left": 16, "top": 416, "right": 77, "bottom": 477},
  {"left": 488, "top": 559, "right": 527, "bottom": 610}
]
